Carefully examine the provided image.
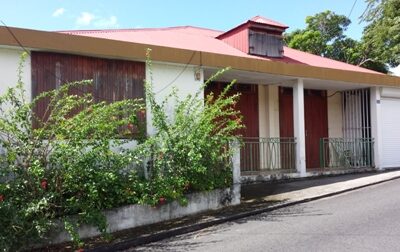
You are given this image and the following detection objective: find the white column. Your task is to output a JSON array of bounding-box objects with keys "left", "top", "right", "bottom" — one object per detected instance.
[
  {"left": 370, "top": 86, "right": 383, "bottom": 170},
  {"left": 231, "top": 140, "right": 241, "bottom": 205},
  {"left": 265, "top": 85, "right": 280, "bottom": 138},
  {"left": 231, "top": 141, "right": 241, "bottom": 185},
  {"left": 293, "top": 79, "right": 306, "bottom": 176}
]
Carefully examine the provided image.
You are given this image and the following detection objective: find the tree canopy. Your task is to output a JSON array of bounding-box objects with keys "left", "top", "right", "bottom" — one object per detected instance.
[
  {"left": 285, "top": 11, "right": 349, "bottom": 57},
  {"left": 284, "top": 9, "right": 390, "bottom": 73},
  {"left": 362, "top": 0, "right": 400, "bottom": 68}
]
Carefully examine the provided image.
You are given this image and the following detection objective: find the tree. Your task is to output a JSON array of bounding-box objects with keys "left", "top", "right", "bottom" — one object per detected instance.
[
  {"left": 285, "top": 29, "right": 326, "bottom": 55},
  {"left": 285, "top": 10, "right": 389, "bottom": 73},
  {"left": 362, "top": 0, "right": 400, "bottom": 68},
  {"left": 285, "top": 11, "right": 351, "bottom": 58}
]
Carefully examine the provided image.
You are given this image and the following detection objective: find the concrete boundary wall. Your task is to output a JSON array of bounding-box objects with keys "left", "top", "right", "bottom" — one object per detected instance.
[{"left": 52, "top": 187, "right": 240, "bottom": 244}]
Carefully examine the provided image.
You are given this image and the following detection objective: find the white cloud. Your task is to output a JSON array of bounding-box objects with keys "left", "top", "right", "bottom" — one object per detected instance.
[
  {"left": 390, "top": 65, "right": 400, "bottom": 76},
  {"left": 75, "top": 12, "right": 118, "bottom": 28},
  {"left": 94, "top": 15, "right": 119, "bottom": 28},
  {"left": 76, "top": 12, "right": 96, "bottom": 26},
  {"left": 52, "top": 8, "right": 65, "bottom": 17}
]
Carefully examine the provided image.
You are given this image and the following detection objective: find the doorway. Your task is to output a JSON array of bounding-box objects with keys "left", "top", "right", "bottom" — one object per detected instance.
[
  {"left": 279, "top": 87, "right": 328, "bottom": 168},
  {"left": 205, "top": 82, "right": 259, "bottom": 171}
]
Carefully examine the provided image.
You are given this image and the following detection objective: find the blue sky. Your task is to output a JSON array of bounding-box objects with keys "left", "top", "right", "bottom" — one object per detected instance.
[{"left": 1, "top": 0, "right": 368, "bottom": 38}]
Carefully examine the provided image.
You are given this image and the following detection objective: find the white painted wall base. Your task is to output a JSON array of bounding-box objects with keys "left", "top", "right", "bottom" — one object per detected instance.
[
  {"left": 240, "top": 167, "right": 376, "bottom": 184},
  {"left": 49, "top": 187, "right": 240, "bottom": 245}
]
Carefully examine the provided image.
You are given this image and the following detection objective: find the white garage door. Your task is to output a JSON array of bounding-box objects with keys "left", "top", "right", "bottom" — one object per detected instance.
[{"left": 382, "top": 98, "right": 400, "bottom": 168}]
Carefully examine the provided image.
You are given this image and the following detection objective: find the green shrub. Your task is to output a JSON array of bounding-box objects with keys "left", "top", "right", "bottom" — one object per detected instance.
[
  {"left": 0, "top": 53, "right": 145, "bottom": 250},
  {"left": 135, "top": 50, "right": 243, "bottom": 206},
  {"left": 0, "top": 52, "right": 243, "bottom": 250}
]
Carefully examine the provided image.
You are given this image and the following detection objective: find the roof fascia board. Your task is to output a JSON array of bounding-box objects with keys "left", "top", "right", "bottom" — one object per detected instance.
[{"left": 1, "top": 26, "right": 399, "bottom": 87}]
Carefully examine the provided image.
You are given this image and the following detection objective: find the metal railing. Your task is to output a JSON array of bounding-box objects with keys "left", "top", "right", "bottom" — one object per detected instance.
[
  {"left": 241, "top": 137, "right": 296, "bottom": 172},
  {"left": 320, "top": 138, "right": 374, "bottom": 169}
]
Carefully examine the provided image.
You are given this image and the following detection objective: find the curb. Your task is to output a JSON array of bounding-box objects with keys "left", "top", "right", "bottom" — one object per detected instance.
[{"left": 89, "top": 175, "right": 400, "bottom": 252}]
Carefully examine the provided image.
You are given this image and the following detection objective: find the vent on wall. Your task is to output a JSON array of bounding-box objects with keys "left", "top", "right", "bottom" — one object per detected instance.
[{"left": 249, "top": 30, "right": 284, "bottom": 57}]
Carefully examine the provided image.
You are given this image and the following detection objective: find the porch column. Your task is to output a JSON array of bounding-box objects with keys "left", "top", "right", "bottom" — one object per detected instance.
[
  {"left": 370, "top": 87, "right": 383, "bottom": 170},
  {"left": 231, "top": 140, "right": 241, "bottom": 205},
  {"left": 293, "top": 79, "right": 306, "bottom": 176}
]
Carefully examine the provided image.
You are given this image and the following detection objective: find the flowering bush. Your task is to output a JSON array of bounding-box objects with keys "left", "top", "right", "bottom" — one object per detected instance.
[
  {"left": 0, "top": 54, "right": 145, "bottom": 250},
  {"left": 0, "top": 52, "right": 243, "bottom": 250},
  {"left": 134, "top": 53, "right": 243, "bottom": 206}
]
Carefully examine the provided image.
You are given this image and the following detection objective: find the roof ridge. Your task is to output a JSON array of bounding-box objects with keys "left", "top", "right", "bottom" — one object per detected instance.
[
  {"left": 249, "top": 15, "right": 289, "bottom": 28},
  {"left": 58, "top": 25, "right": 223, "bottom": 34}
]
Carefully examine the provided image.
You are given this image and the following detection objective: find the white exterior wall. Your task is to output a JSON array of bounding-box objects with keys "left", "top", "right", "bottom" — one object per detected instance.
[
  {"left": 0, "top": 48, "right": 31, "bottom": 101},
  {"left": 145, "top": 62, "right": 204, "bottom": 135},
  {"left": 327, "top": 91, "right": 343, "bottom": 138},
  {"left": 258, "top": 85, "right": 280, "bottom": 138},
  {"left": 376, "top": 87, "right": 400, "bottom": 169},
  {"left": 258, "top": 85, "right": 281, "bottom": 170}
]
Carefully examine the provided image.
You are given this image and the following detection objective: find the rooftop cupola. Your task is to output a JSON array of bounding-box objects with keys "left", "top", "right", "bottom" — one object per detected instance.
[{"left": 217, "top": 16, "right": 289, "bottom": 58}]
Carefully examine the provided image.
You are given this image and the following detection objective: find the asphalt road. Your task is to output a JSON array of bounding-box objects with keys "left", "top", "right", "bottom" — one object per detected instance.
[{"left": 128, "top": 179, "right": 400, "bottom": 252}]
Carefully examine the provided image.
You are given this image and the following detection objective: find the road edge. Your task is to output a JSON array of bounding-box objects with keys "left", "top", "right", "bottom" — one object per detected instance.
[{"left": 90, "top": 175, "right": 400, "bottom": 252}]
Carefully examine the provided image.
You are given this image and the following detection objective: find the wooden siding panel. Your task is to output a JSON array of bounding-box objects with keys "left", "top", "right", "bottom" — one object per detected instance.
[
  {"left": 219, "top": 25, "right": 249, "bottom": 54},
  {"left": 31, "top": 52, "right": 145, "bottom": 127}
]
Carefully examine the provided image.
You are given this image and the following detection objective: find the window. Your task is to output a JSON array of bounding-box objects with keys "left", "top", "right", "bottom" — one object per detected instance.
[{"left": 249, "top": 30, "right": 284, "bottom": 57}]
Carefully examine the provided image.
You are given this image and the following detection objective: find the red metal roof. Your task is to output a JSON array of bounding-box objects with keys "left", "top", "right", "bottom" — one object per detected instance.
[
  {"left": 60, "top": 18, "right": 379, "bottom": 75},
  {"left": 249, "top": 16, "right": 289, "bottom": 29}
]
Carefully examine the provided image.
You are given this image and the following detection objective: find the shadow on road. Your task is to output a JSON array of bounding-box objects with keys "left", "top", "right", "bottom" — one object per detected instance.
[
  {"left": 241, "top": 172, "right": 379, "bottom": 202},
  {"left": 130, "top": 204, "right": 332, "bottom": 252}
]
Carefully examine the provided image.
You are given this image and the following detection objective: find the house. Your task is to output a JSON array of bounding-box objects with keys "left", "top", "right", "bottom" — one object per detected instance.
[{"left": 1, "top": 16, "right": 400, "bottom": 180}]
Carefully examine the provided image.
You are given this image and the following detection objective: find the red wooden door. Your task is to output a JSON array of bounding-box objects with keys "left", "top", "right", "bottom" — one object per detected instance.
[
  {"left": 279, "top": 87, "right": 328, "bottom": 169},
  {"left": 205, "top": 82, "right": 259, "bottom": 171},
  {"left": 279, "top": 87, "right": 294, "bottom": 138},
  {"left": 279, "top": 87, "right": 295, "bottom": 169},
  {"left": 205, "top": 82, "right": 259, "bottom": 138},
  {"left": 304, "top": 90, "right": 328, "bottom": 168},
  {"left": 234, "top": 85, "right": 259, "bottom": 138}
]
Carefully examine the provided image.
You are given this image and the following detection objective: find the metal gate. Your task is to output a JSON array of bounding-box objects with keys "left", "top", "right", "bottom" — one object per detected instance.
[
  {"left": 320, "top": 88, "right": 374, "bottom": 168},
  {"left": 342, "top": 88, "right": 371, "bottom": 140}
]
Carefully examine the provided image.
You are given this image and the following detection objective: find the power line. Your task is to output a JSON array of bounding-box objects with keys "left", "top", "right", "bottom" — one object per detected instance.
[
  {"left": 154, "top": 51, "right": 197, "bottom": 94},
  {"left": 1, "top": 21, "right": 31, "bottom": 54},
  {"left": 348, "top": 0, "right": 358, "bottom": 18}
]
